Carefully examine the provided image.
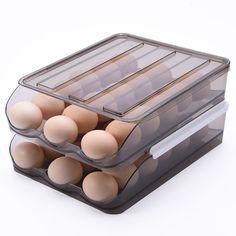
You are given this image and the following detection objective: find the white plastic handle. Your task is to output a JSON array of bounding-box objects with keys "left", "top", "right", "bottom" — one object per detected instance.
[{"left": 150, "top": 101, "right": 228, "bottom": 159}]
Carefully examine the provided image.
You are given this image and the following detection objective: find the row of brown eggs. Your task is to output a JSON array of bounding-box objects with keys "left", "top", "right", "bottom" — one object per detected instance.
[
  {"left": 8, "top": 93, "right": 149, "bottom": 160},
  {"left": 55, "top": 54, "right": 138, "bottom": 103},
  {"left": 12, "top": 141, "right": 140, "bottom": 203},
  {"left": 12, "top": 125, "right": 209, "bottom": 203},
  {"left": 12, "top": 125, "right": 209, "bottom": 173},
  {"left": 8, "top": 78, "right": 211, "bottom": 161}
]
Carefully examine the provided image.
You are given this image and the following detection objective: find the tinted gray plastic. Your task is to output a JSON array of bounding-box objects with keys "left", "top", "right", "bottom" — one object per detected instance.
[
  {"left": 5, "top": 34, "right": 230, "bottom": 170},
  {"left": 10, "top": 110, "right": 226, "bottom": 213}
]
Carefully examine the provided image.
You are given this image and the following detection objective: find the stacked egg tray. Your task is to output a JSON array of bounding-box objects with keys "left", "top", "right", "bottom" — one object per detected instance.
[{"left": 6, "top": 34, "right": 230, "bottom": 214}]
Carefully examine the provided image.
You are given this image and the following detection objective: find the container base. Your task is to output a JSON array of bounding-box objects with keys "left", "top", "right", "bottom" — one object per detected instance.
[{"left": 13, "top": 132, "right": 223, "bottom": 214}]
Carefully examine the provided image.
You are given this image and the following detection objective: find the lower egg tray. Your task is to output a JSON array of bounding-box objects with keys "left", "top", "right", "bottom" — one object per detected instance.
[{"left": 10, "top": 121, "right": 224, "bottom": 214}]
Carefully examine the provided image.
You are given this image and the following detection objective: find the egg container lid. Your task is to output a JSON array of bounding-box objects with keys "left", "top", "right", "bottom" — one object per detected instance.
[{"left": 19, "top": 33, "right": 229, "bottom": 122}]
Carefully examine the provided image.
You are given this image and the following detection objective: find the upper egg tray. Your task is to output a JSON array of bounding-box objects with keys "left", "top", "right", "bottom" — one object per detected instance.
[{"left": 6, "top": 33, "right": 230, "bottom": 170}]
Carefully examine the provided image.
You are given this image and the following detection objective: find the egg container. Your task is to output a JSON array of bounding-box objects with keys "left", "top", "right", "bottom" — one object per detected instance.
[{"left": 6, "top": 34, "right": 230, "bottom": 213}]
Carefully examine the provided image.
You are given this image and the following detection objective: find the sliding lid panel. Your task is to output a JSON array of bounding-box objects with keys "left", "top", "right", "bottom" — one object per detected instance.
[{"left": 20, "top": 34, "right": 229, "bottom": 122}]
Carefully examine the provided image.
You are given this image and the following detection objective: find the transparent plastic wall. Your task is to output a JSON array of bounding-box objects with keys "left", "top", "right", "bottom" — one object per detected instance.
[
  {"left": 6, "top": 34, "right": 230, "bottom": 213},
  {"left": 10, "top": 112, "right": 226, "bottom": 213},
  {"left": 6, "top": 71, "right": 227, "bottom": 169}
]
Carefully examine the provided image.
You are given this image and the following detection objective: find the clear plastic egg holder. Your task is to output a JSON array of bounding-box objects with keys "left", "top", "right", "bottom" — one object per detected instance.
[
  {"left": 6, "top": 34, "right": 229, "bottom": 170},
  {"left": 10, "top": 102, "right": 227, "bottom": 213}
]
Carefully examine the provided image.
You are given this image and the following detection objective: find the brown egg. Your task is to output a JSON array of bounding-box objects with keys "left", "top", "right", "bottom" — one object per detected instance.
[
  {"left": 104, "top": 164, "right": 138, "bottom": 189},
  {"left": 31, "top": 93, "right": 65, "bottom": 120},
  {"left": 79, "top": 73, "right": 102, "bottom": 96},
  {"left": 127, "top": 104, "right": 151, "bottom": 119},
  {"left": 135, "top": 154, "right": 158, "bottom": 176},
  {"left": 48, "top": 156, "right": 83, "bottom": 185},
  {"left": 63, "top": 105, "right": 98, "bottom": 133},
  {"left": 81, "top": 130, "right": 118, "bottom": 160},
  {"left": 139, "top": 98, "right": 177, "bottom": 129},
  {"left": 177, "top": 92, "right": 193, "bottom": 112},
  {"left": 42, "top": 147, "right": 61, "bottom": 160},
  {"left": 43, "top": 115, "right": 78, "bottom": 144},
  {"left": 12, "top": 142, "right": 45, "bottom": 169},
  {"left": 59, "top": 72, "right": 100, "bottom": 100},
  {"left": 9, "top": 101, "right": 43, "bottom": 130},
  {"left": 129, "top": 74, "right": 153, "bottom": 99},
  {"left": 140, "top": 113, "right": 160, "bottom": 138},
  {"left": 105, "top": 120, "right": 141, "bottom": 148},
  {"left": 95, "top": 63, "right": 121, "bottom": 87},
  {"left": 100, "top": 83, "right": 136, "bottom": 112},
  {"left": 143, "top": 158, "right": 159, "bottom": 176},
  {"left": 82, "top": 171, "right": 118, "bottom": 203},
  {"left": 160, "top": 102, "right": 178, "bottom": 126},
  {"left": 113, "top": 54, "right": 138, "bottom": 76},
  {"left": 192, "top": 80, "right": 211, "bottom": 101},
  {"left": 110, "top": 84, "right": 136, "bottom": 111},
  {"left": 145, "top": 64, "right": 173, "bottom": 90}
]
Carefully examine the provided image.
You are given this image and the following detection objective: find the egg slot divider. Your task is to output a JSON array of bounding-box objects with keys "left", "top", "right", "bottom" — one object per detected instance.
[
  {"left": 18, "top": 33, "right": 229, "bottom": 122},
  {"left": 6, "top": 71, "right": 227, "bottom": 170},
  {"left": 9, "top": 105, "right": 227, "bottom": 213}
]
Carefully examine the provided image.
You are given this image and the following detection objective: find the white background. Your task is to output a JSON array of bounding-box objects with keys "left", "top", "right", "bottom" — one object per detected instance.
[{"left": 0, "top": 0, "right": 235, "bottom": 235}]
